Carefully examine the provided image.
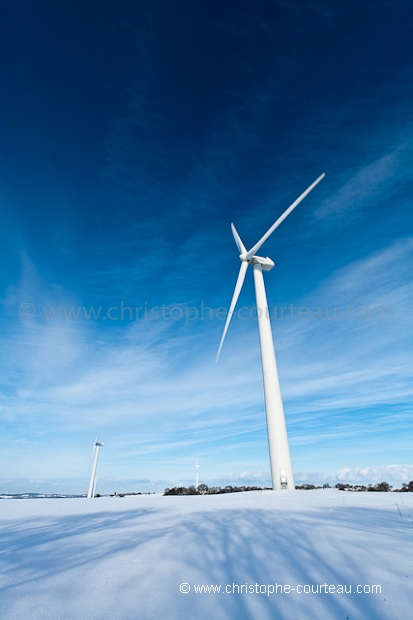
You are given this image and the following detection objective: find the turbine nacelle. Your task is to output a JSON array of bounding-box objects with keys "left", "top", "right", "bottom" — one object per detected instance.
[
  {"left": 251, "top": 256, "right": 275, "bottom": 271},
  {"left": 239, "top": 253, "right": 274, "bottom": 272}
]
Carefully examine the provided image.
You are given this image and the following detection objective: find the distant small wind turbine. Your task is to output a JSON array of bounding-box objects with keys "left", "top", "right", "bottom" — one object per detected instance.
[
  {"left": 87, "top": 438, "right": 104, "bottom": 498},
  {"left": 195, "top": 461, "right": 199, "bottom": 491},
  {"left": 216, "top": 173, "right": 325, "bottom": 490}
]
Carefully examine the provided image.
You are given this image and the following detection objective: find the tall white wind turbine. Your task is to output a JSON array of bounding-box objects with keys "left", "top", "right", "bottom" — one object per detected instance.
[
  {"left": 216, "top": 173, "right": 325, "bottom": 490},
  {"left": 87, "top": 438, "right": 104, "bottom": 498}
]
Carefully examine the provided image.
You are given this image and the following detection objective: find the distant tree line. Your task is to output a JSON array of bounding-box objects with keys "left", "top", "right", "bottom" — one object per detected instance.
[
  {"left": 164, "top": 481, "right": 413, "bottom": 495},
  {"left": 108, "top": 492, "right": 156, "bottom": 497},
  {"left": 334, "top": 481, "right": 413, "bottom": 492},
  {"left": 295, "top": 484, "right": 331, "bottom": 490},
  {"left": 164, "top": 484, "right": 271, "bottom": 495}
]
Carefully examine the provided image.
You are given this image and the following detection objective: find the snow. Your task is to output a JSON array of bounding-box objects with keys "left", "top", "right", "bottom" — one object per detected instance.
[{"left": 0, "top": 490, "right": 412, "bottom": 620}]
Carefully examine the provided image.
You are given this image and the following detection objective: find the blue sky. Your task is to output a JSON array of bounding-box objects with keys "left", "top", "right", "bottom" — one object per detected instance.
[{"left": 1, "top": 1, "right": 412, "bottom": 494}]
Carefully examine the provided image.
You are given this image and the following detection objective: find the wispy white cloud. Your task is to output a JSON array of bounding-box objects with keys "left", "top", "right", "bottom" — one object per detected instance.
[
  {"left": 314, "top": 139, "right": 413, "bottom": 221},
  {"left": 336, "top": 465, "right": 413, "bottom": 484}
]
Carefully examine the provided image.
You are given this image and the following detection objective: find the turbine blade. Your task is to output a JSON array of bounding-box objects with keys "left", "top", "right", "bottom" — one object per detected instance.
[
  {"left": 231, "top": 223, "right": 247, "bottom": 254},
  {"left": 245, "top": 173, "right": 325, "bottom": 260},
  {"left": 216, "top": 261, "right": 249, "bottom": 362}
]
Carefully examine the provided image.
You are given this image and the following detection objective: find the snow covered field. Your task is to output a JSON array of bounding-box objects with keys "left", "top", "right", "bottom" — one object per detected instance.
[{"left": 1, "top": 490, "right": 412, "bottom": 620}]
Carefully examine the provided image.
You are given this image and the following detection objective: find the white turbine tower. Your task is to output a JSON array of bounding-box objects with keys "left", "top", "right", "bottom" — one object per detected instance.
[
  {"left": 87, "top": 438, "right": 104, "bottom": 498},
  {"left": 216, "top": 173, "right": 325, "bottom": 490},
  {"left": 195, "top": 461, "right": 199, "bottom": 491}
]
